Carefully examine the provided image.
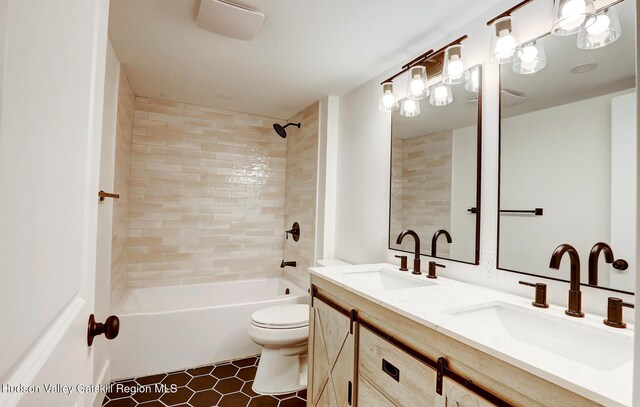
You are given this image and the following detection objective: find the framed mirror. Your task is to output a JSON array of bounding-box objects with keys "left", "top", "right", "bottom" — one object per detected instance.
[
  {"left": 498, "top": 0, "right": 635, "bottom": 293},
  {"left": 389, "top": 64, "right": 482, "bottom": 265}
]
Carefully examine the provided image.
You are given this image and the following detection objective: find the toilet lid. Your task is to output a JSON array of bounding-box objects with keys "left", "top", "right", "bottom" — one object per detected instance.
[{"left": 251, "top": 304, "right": 309, "bottom": 329}]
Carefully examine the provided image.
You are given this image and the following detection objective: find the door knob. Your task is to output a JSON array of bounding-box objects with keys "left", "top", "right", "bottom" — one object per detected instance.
[{"left": 87, "top": 314, "right": 120, "bottom": 346}]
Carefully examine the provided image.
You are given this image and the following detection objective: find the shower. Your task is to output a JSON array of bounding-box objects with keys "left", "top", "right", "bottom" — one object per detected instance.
[{"left": 273, "top": 122, "right": 301, "bottom": 138}]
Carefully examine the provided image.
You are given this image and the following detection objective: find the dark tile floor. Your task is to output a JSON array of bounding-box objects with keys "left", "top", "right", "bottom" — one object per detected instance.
[{"left": 102, "top": 356, "right": 306, "bottom": 407}]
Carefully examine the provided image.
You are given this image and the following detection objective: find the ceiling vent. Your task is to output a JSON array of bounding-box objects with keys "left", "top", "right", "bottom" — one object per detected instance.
[{"left": 196, "top": 0, "right": 265, "bottom": 41}]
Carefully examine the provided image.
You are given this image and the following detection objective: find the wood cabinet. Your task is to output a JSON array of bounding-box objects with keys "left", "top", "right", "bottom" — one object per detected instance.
[
  {"left": 308, "top": 298, "right": 356, "bottom": 407},
  {"left": 308, "top": 275, "right": 601, "bottom": 407}
]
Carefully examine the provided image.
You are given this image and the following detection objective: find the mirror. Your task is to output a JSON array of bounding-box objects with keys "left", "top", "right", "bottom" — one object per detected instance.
[
  {"left": 498, "top": 0, "right": 635, "bottom": 293},
  {"left": 389, "top": 65, "right": 481, "bottom": 264}
]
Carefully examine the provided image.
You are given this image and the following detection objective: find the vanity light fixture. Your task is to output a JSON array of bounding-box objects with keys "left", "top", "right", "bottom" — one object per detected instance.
[
  {"left": 551, "top": 0, "right": 596, "bottom": 36},
  {"left": 379, "top": 81, "right": 399, "bottom": 112},
  {"left": 576, "top": 7, "right": 621, "bottom": 49},
  {"left": 513, "top": 40, "right": 547, "bottom": 74},
  {"left": 489, "top": 16, "right": 522, "bottom": 64},
  {"left": 430, "top": 83, "right": 453, "bottom": 106},
  {"left": 443, "top": 44, "right": 469, "bottom": 85},
  {"left": 465, "top": 65, "right": 481, "bottom": 92},
  {"left": 400, "top": 98, "right": 421, "bottom": 117},
  {"left": 406, "top": 66, "right": 429, "bottom": 100}
]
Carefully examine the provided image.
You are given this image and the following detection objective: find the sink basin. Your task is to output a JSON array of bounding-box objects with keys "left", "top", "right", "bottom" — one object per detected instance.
[
  {"left": 446, "top": 302, "right": 633, "bottom": 371},
  {"left": 342, "top": 270, "right": 434, "bottom": 291}
]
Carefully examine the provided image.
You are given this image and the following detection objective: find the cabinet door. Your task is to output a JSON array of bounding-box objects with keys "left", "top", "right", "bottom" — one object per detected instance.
[
  {"left": 309, "top": 298, "right": 356, "bottom": 407},
  {"left": 358, "top": 375, "right": 397, "bottom": 407},
  {"left": 437, "top": 378, "right": 497, "bottom": 407}
]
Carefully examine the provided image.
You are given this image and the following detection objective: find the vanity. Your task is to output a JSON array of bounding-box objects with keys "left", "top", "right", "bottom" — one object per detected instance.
[{"left": 307, "top": 264, "right": 633, "bottom": 407}]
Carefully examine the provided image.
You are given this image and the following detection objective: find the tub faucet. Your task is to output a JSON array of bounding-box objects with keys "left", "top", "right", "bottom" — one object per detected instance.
[
  {"left": 396, "top": 229, "right": 421, "bottom": 275},
  {"left": 549, "top": 244, "right": 584, "bottom": 317},
  {"left": 280, "top": 260, "right": 296, "bottom": 268},
  {"left": 431, "top": 229, "right": 452, "bottom": 257},
  {"left": 588, "top": 242, "right": 628, "bottom": 286}
]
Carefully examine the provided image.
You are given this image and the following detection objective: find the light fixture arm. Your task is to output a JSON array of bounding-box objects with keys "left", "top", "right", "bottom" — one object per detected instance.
[{"left": 486, "top": 0, "right": 535, "bottom": 26}]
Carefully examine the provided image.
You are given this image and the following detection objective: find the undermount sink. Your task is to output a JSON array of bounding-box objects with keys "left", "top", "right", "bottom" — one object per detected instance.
[
  {"left": 446, "top": 302, "right": 633, "bottom": 371},
  {"left": 342, "top": 269, "right": 434, "bottom": 291}
]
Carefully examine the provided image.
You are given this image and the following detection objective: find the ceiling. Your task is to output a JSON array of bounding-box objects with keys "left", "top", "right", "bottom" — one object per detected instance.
[{"left": 108, "top": 0, "right": 505, "bottom": 119}]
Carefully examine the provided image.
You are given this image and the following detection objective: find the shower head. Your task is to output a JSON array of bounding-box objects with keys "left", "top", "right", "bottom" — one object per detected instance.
[{"left": 273, "top": 122, "right": 301, "bottom": 138}]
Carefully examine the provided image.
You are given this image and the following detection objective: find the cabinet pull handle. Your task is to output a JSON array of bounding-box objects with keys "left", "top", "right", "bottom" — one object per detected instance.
[
  {"left": 347, "top": 381, "right": 352, "bottom": 405},
  {"left": 381, "top": 358, "right": 400, "bottom": 382}
]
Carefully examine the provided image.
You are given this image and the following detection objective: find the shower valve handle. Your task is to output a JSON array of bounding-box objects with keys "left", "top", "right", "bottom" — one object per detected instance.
[{"left": 285, "top": 222, "right": 300, "bottom": 242}]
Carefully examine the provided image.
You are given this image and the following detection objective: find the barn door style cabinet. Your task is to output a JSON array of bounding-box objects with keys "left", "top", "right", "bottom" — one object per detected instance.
[{"left": 307, "top": 275, "right": 601, "bottom": 407}]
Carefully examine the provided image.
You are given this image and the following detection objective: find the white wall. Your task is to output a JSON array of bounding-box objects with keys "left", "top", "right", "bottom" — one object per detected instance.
[{"left": 331, "top": 0, "right": 635, "bottom": 320}]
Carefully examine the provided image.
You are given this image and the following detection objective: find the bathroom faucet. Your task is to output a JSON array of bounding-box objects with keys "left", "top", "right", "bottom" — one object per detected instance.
[
  {"left": 549, "top": 244, "right": 584, "bottom": 317},
  {"left": 396, "top": 229, "right": 421, "bottom": 275},
  {"left": 431, "top": 229, "right": 452, "bottom": 257},
  {"left": 588, "top": 242, "right": 628, "bottom": 286}
]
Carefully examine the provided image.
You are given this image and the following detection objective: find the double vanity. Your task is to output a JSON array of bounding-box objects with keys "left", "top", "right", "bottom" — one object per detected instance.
[{"left": 307, "top": 264, "right": 633, "bottom": 406}]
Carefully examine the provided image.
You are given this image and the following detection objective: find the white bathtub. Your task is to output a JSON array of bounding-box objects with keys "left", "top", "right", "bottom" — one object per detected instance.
[{"left": 109, "top": 277, "right": 308, "bottom": 379}]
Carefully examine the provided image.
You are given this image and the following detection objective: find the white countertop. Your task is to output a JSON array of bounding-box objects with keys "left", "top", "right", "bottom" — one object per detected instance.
[{"left": 309, "top": 263, "right": 634, "bottom": 407}]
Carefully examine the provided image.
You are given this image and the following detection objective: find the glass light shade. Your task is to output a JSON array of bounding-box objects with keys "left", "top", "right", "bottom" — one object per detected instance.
[
  {"left": 400, "top": 98, "right": 421, "bottom": 117},
  {"left": 513, "top": 40, "right": 547, "bottom": 74},
  {"left": 576, "top": 8, "right": 621, "bottom": 49},
  {"left": 551, "top": 0, "right": 596, "bottom": 36},
  {"left": 379, "top": 82, "right": 399, "bottom": 112},
  {"left": 405, "top": 66, "right": 429, "bottom": 100},
  {"left": 443, "top": 44, "right": 469, "bottom": 85},
  {"left": 489, "top": 16, "right": 522, "bottom": 64},
  {"left": 429, "top": 83, "right": 453, "bottom": 106},
  {"left": 465, "top": 65, "right": 481, "bottom": 92}
]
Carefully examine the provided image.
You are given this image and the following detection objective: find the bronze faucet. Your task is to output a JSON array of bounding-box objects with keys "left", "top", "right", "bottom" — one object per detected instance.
[
  {"left": 396, "top": 230, "right": 421, "bottom": 275},
  {"left": 518, "top": 281, "right": 549, "bottom": 308},
  {"left": 549, "top": 244, "right": 584, "bottom": 317},
  {"left": 588, "top": 242, "right": 628, "bottom": 286},
  {"left": 431, "top": 229, "right": 452, "bottom": 257},
  {"left": 427, "top": 261, "right": 445, "bottom": 279}
]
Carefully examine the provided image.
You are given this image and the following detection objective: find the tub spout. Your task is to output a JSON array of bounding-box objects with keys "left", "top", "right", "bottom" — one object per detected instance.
[{"left": 281, "top": 260, "right": 297, "bottom": 268}]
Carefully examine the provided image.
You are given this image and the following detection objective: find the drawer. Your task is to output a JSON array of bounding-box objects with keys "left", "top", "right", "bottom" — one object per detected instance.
[
  {"left": 359, "top": 326, "right": 436, "bottom": 406},
  {"left": 358, "top": 375, "right": 397, "bottom": 407},
  {"left": 437, "top": 378, "right": 498, "bottom": 407}
]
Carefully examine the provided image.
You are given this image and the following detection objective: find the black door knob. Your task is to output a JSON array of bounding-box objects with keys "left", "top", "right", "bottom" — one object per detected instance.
[{"left": 88, "top": 314, "right": 120, "bottom": 346}]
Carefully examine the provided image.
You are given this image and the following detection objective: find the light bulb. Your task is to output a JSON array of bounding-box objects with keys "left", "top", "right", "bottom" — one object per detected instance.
[
  {"left": 558, "top": 0, "right": 589, "bottom": 32},
  {"left": 585, "top": 14, "right": 611, "bottom": 43},
  {"left": 447, "top": 58, "right": 465, "bottom": 81},
  {"left": 382, "top": 93, "right": 396, "bottom": 109},
  {"left": 495, "top": 31, "right": 516, "bottom": 59},
  {"left": 434, "top": 85, "right": 449, "bottom": 103},
  {"left": 410, "top": 76, "right": 425, "bottom": 95},
  {"left": 404, "top": 99, "right": 417, "bottom": 113},
  {"left": 520, "top": 45, "right": 538, "bottom": 63}
]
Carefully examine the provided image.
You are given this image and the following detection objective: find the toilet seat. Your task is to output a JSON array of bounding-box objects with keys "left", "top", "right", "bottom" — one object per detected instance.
[{"left": 251, "top": 304, "right": 309, "bottom": 329}]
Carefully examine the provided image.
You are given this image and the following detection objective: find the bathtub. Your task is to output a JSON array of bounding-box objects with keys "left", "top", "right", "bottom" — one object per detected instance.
[{"left": 109, "top": 277, "right": 308, "bottom": 379}]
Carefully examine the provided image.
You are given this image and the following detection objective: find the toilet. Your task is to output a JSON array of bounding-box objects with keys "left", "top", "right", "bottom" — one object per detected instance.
[{"left": 248, "top": 304, "right": 310, "bottom": 395}]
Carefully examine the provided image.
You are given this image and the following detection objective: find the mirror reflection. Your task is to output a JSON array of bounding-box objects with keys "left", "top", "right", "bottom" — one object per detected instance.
[
  {"left": 389, "top": 65, "right": 481, "bottom": 264},
  {"left": 498, "top": 0, "right": 635, "bottom": 293}
]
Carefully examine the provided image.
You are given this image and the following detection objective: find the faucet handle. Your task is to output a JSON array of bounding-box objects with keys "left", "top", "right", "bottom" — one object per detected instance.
[
  {"left": 604, "top": 297, "right": 634, "bottom": 328},
  {"left": 427, "top": 261, "right": 445, "bottom": 279},
  {"left": 394, "top": 255, "right": 408, "bottom": 271},
  {"left": 519, "top": 281, "right": 549, "bottom": 308}
]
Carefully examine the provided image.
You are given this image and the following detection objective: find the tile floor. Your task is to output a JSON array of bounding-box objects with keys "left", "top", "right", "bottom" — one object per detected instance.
[{"left": 102, "top": 356, "right": 306, "bottom": 407}]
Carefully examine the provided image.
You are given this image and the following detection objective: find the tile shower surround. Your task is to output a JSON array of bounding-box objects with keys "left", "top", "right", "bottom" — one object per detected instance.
[
  {"left": 127, "top": 97, "right": 289, "bottom": 287},
  {"left": 102, "top": 356, "right": 306, "bottom": 407},
  {"left": 111, "top": 67, "right": 136, "bottom": 304}
]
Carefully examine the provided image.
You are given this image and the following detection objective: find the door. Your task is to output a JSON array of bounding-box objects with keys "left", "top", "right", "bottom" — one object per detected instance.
[
  {"left": 309, "top": 298, "right": 356, "bottom": 407},
  {"left": 0, "top": 0, "right": 110, "bottom": 406}
]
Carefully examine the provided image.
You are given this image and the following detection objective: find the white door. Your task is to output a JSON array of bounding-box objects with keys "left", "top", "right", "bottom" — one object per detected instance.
[{"left": 0, "top": 0, "right": 110, "bottom": 406}]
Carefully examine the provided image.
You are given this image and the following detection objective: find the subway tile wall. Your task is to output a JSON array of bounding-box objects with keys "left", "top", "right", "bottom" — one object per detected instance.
[
  {"left": 111, "top": 67, "right": 135, "bottom": 305},
  {"left": 126, "top": 97, "right": 289, "bottom": 287},
  {"left": 283, "top": 103, "right": 319, "bottom": 287},
  {"left": 390, "top": 132, "right": 452, "bottom": 257}
]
